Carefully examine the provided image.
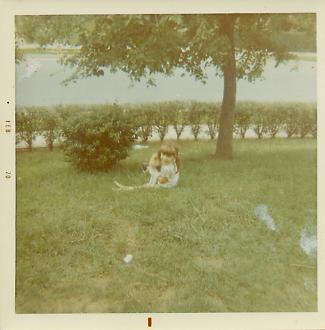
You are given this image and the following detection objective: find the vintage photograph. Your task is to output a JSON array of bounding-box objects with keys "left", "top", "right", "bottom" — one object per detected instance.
[{"left": 15, "top": 13, "right": 317, "bottom": 313}]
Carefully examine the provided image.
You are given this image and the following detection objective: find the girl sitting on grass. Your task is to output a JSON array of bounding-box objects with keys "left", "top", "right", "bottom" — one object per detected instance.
[{"left": 113, "top": 144, "right": 180, "bottom": 191}]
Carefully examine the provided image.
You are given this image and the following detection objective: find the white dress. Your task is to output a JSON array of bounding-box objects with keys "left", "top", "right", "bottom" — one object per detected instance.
[
  {"left": 157, "top": 162, "right": 180, "bottom": 188},
  {"left": 147, "top": 166, "right": 161, "bottom": 187}
]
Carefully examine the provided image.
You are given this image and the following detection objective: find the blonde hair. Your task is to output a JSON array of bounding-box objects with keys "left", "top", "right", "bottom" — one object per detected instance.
[{"left": 157, "top": 144, "right": 180, "bottom": 173}]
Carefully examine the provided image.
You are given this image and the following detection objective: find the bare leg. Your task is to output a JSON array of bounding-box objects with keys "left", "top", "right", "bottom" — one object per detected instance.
[
  {"left": 113, "top": 166, "right": 160, "bottom": 192},
  {"left": 113, "top": 181, "right": 155, "bottom": 191}
]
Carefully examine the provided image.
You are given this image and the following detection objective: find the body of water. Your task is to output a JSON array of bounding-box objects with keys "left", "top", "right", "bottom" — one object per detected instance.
[{"left": 16, "top": 53, "right": 316, "bottom": 106}]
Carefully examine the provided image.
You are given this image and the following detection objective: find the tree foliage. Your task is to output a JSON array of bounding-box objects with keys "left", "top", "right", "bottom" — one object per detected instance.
[{"left": 16, "top": 14, "right": 310, "bottom": 82}]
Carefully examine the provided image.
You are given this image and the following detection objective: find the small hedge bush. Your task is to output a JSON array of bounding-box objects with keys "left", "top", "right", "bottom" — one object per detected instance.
[
  {"left": 297, "top": 104, "right": 316, "bottom": 138},
  {"left": 234, "top": 102, "right": 253, "bottom": 139},
  {"left": 169, "top": 101, "right": 189, "bottom": 141},
  {"left": 264, "top": 105, "right": 286, "bottom": 138},
  {"left": 16, "top": 108, "right": 42, "bottom": 151},
  {"left": 131, "top": 104, "right": 154, "bottom": 142},
  {"left": 282, "top": 103, "right": 300, "bottom": 138},
  {"left": 251, "top": 104, "right": 268, "bottom": 139},
  {"left": 39, "top": 108, "right": 60, "bottom": 151},
  {"left": 204, "top": 103, "right": 220, "bottom": 140},
  {"left": 188, "top": 102, "right": 205, "bottom": 141},
  {"left": 60, "top": 105, "right": 137, "bottom": 171},
  {"left": 152, "top": 103, "right": 173, "bottom": 142}
]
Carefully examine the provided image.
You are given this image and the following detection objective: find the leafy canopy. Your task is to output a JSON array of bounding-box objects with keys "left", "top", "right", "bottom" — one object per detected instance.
[{"left": 16, "top": 14, "right": 315, "bottom": 84}]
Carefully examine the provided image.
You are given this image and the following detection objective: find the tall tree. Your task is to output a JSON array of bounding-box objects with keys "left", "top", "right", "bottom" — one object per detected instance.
[{"left": 15, "top": 13, "right": 315, "bottom": 159}]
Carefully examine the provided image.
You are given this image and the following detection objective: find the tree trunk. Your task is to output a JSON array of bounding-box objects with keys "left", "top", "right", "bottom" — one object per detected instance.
[
  {"left": 27, "top": 136, "right": 33, "bottom": 152},
  {"left": 216, "top": 15, "right": 237, "bottom": 159}
]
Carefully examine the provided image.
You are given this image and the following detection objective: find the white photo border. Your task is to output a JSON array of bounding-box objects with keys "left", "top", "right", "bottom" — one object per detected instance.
[{"left": 0, "top": 0, "right": 324, "bottom": 329}]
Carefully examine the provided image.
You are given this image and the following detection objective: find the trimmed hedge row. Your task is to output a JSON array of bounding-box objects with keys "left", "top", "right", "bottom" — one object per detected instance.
[
  {"left": 16, "top": 101, "right": 316, "bottom": 170},
  {"left": 16, "top": 101, "right": 317, "bottom": 146},
  {"left": 128, "top": 101, "right": 316, "bottom": 141},
  {"left": 234, "top": 102, "right": 316, "bottom": 139}
]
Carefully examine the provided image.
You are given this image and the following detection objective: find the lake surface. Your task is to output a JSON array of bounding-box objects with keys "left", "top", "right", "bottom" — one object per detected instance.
[{"left": 15, "top": 53, "right": 316, "bottom": 106}]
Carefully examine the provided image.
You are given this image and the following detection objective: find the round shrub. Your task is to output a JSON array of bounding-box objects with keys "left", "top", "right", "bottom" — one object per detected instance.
[
  {"left": 296, "top": 103, "right": 316, "bottom": 138},
  {"left": 60, "top": 105, "right": 137, "bottom": 171},
  {"left": 204, "top": 102, "right": 220, "bottom": 140},
  {"left": 131, "top": 104, "right": 154, "bottom": 142},
  {"left": 39, "top": 108, "right": 60, "bottom": 151},
  {"left": 16, "top": 107, "right": 43, "bottom": 151},
  {"left": 187, "top": 101, "right": 205, "bottom": 140},
  {"left": 168, "top": 101, "right": 188, "bottom": 140},
  {"left": 152, "top": 103, "right": 173, "bottom": 142},
  {"left": 250, "top": 103, "right": 268, "bottom": 139},
  {"left": 234, "top": 102, "right": 253, "bottom": 139},
  {"left": 264, "top": 103, "right": 286, "bottom": 138},
  {"left": 282, "top": 103, "right": 300, "bottom": 138},
  {"left": 311, "top": 106, "right": 317, "bottom": 138}
]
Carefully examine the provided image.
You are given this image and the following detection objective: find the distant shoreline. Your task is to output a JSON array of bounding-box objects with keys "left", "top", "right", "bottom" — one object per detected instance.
[{"left": 20, "top": 48, "right": 317, "bottom": 62}]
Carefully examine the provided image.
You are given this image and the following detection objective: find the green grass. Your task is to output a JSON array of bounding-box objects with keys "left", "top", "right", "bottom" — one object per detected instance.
[{"left": 16, "top": 139, "right": 317, "bottom": 313}]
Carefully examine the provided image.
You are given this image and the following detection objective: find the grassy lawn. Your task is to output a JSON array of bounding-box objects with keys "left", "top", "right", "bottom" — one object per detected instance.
[{"left": 16, "top": 139, "right": 317, "bottom": 313}]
